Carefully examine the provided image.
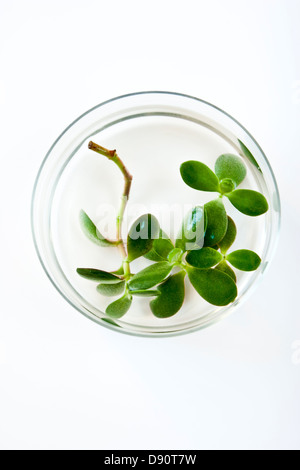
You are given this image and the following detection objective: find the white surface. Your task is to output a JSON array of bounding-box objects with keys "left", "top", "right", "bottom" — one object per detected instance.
[{"left": 0, "top": 0, "right": 299, "bottom": 450}]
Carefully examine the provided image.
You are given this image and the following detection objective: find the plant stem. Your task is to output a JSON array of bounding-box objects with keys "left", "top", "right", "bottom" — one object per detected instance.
[{"left": 88, "top": 141, "right": 133, "bottom": 277}]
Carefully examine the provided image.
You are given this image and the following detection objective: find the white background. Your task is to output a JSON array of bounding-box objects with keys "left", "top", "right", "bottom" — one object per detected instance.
[{"left": 1, "top": 0, "right": 299, "bottom": 450}]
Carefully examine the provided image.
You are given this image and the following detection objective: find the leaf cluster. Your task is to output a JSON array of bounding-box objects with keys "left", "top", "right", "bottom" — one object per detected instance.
[
  {"left": 180, "top": 154, "right": 268, "bottom": 217},
  {"left": 77, "top": 150, "right": 267, "bottom": 321}
]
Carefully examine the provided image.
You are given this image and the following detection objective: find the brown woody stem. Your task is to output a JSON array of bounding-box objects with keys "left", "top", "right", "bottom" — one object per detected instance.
[{"left": 88, "top": 141, "right": 132, "bottom": 277}]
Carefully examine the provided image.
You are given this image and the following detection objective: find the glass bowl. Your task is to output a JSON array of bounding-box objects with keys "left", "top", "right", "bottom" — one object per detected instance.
[{"left": 31, "top": 92, "right": 280, "bottom": 337}]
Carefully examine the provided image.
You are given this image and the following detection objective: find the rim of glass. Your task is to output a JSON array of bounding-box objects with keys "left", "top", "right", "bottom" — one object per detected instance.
[{"left": 31, "top": 91, "right": 281, "bottom": 338}]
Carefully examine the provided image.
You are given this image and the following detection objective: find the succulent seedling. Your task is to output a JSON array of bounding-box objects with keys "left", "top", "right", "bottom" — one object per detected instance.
[
  {"left": 180, "top": 154, "right": 269, "bottom": 217},
  {"left": 77, "top": 145, "right": 267, "bottom": 320}
]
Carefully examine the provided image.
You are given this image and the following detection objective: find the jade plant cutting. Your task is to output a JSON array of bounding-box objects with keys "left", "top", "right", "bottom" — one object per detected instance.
[{"left": 77, "top": 143, "right": 268, "bottom": 320}]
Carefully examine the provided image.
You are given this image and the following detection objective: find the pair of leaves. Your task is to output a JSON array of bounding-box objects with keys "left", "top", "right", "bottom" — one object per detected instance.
[
  {"left": 77, "top": 261, "right": 170, "bottom": 292},
  {"left": 77, "top": 267, "right": 127, "bottom": 297},
  {"left": 105, "top": 280, "right": 186, "bottom": 322},
  {"left": 180, "top": 155, "right": 246, "bottom": 193},
  {"left": 180, "top": 154, "right": 268, "bottom": 217},
  {"left": 186, "top": 248, "right": 261, "bottom": 272}
]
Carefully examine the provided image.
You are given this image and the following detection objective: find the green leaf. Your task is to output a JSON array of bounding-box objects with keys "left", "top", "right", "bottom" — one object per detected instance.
[
  {"left": 214, "top": 260, "right": 237, "bottom": 282},
  {"left": 227, "top": 189, "right": 269, "bottom": 216},
  {"left": 180, "top": 161, "right": 220, "bottom": 192},
  {"left": 144, "top": 230, "right": 174, "bottom": 262},
  {"left": 128, "top": 262, "right": 173, "bottom": 291},
  {"left": 204, "top": 199, "right": 228, "bottom": 247},
  {"left": 150, "top": 271, "right": 186, "bottom": 318},
  {"left": 97, "top": 281, "right": 126, "bottom": 297},
  {"left": 238, "top": 140, "right": 262, "bottom": 173},
  {"left": 127, "top": 214, "right": 160, "bottom": 262},
  {"left": 215, "top": 154, "right": 247, "bottom": 188},
  {"left": 187, "top": 267, "right": 237, "bottom": 306},
  {"left": 77, "top": 268, "right": 122, "bottom": 283},
  {"left": 176, "top": 206, "right": 206, "bottom": 252},
  {"left": 106, "top": 294, "right": 133, "bottom": 319},
  {"left": 167, "top": 248, "right": 183, "bottom": 264},
  {"left": 217, "top": 216, "right": 237, "bottom": 254},
  {"left": 79, "top": 210, "right": 117, "bottom": 247},
  {"left": 226, "top": 250, "right": 261, "bottom": 271},
  {"left": 131, "top": 290, "right": 159, "bottom": 297},
  {"left": 186, "top": 247, "right": 223, "bottom": 269}
]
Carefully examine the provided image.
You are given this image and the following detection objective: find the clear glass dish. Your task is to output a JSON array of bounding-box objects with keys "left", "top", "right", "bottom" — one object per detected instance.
[{"left": 31, "top": 92, "right": 280, "bottom": 337}]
